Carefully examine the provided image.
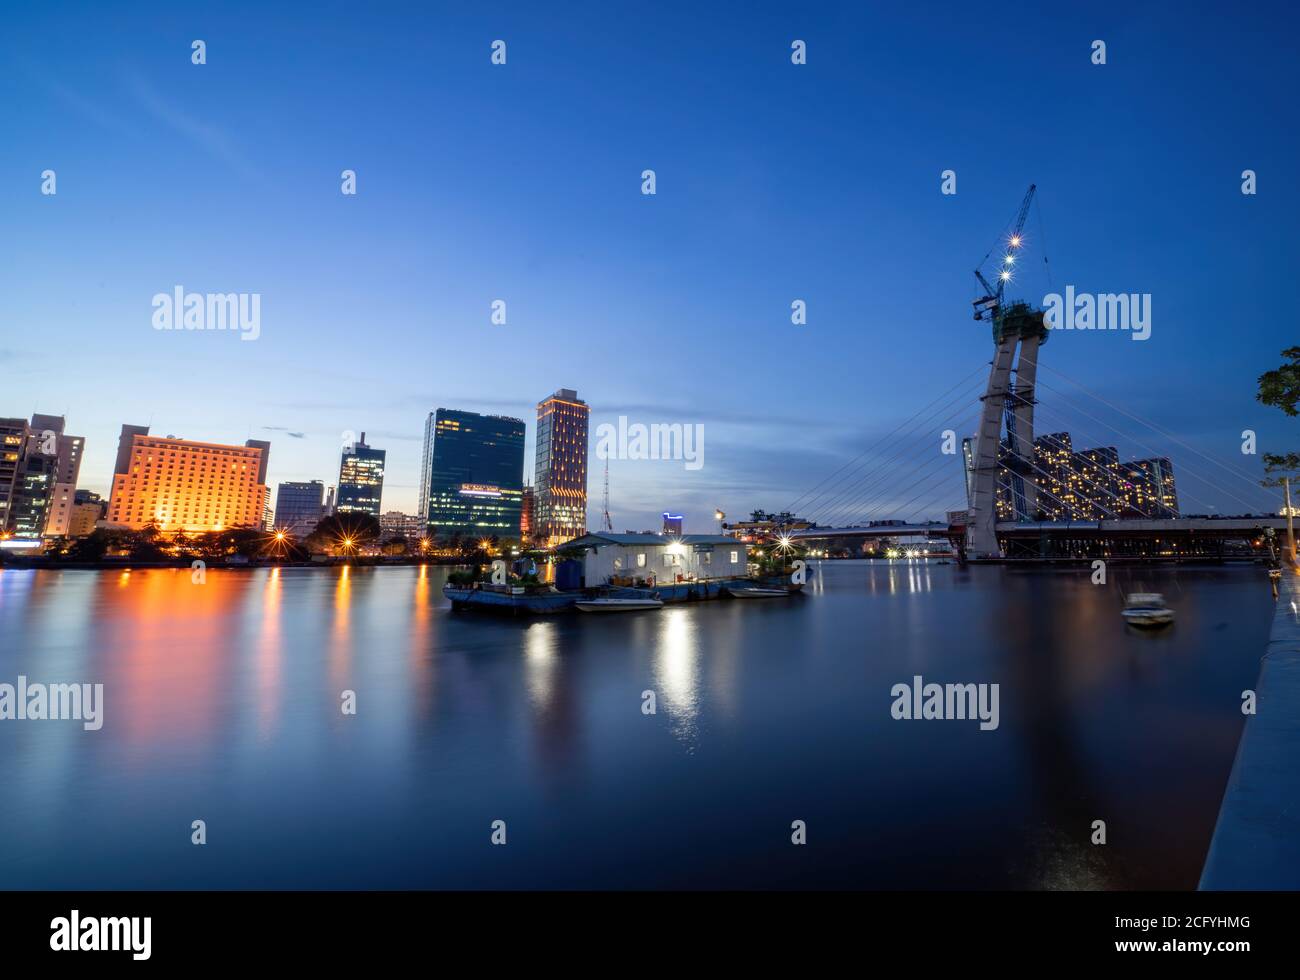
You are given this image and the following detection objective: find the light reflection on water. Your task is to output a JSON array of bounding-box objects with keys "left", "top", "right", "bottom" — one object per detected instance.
[{"left": 0, "top": 560, "right": 1274, "bottom": 889}]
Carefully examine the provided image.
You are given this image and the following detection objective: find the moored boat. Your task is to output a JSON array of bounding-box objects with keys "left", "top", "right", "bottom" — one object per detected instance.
[
  {"left": 1122, "top": 592, "right": 1175, "bottom": 628},
  {"left": 575, "top": 597, "right": 664, "bottom": 613},
  {"left": 726, "top": 585, "right": 792, "bottom": 599}
]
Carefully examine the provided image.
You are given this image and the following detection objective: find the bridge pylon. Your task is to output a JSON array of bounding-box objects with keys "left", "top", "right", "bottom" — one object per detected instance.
[{"left": 966, "top": 302, "right": 1048, "bottom": 558}]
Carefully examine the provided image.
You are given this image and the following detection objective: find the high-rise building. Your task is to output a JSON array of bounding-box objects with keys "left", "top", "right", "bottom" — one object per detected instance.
[
  {"left": 993, "top": 430, "right": 1178, "bottom": 522},
  {"left": 0, "top": 418, "right": 28, "bottom": 532},
  {"left": 1, "top": 415, "right": 86, "bottom": 538},
  {"left": 426, "top": 409, "right": 525, "bottom": 540},
  {"left": 32, "top": 414, "right": 84, "bottom": 537},
  {"left": 1120, "top": 457, "right": 1179, "bottom": 518},
  {"left": 418, "top": 412, "right": 436, "bottom": 526},
  {"left": 274, "top": 480, "right": 326, "bottom": 536},
  {"left": 534, "top": 388, "right": 589, "bottom": 547},
  {"left": 105, "top": 426, "right": 270, "bottom": 531},
  {"left": 520, "top": 484, "right": 534, "bottom": 543},
  {"left": 336, "top": 432, "right": 385, "bottom": 517}
]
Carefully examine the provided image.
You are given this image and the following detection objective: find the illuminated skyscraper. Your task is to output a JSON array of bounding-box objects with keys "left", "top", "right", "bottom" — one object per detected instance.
[
  {"left": 426, "top": 409, "right": 525, "bottom": 540},
  {"left": 106, "top": 426, "right": 270, "bottom": 531},
  {"left": 520, "top": 484, "right": 534, "bottom": 543},
  {"left": 0, "top": 418, "right": 27, "bottom": 532},
  {"left": 534, "top": 388, "right": 589, "bottom": 547},
  {"left": 336, "top": 432, "right": 385, "bottom": 517},
  {"left": 0, "top": 415, "right": 84, "bottom": 538},
  {"left": 992, "top": 430, "right": 1178, "bottom": 521},
  {"left": 1120, "top": 458, "right": 1179, "bottom": 518}
]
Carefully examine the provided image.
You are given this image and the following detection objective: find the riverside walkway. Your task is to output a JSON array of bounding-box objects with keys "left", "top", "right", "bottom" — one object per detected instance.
[{"left": 1200, "top": 569, "right": 1300, "bottom": 888}]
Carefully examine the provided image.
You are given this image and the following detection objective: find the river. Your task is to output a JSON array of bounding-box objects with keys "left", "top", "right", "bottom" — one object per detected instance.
[{"left": 0, "top": 560, "right": 1271, "bottom": 889}]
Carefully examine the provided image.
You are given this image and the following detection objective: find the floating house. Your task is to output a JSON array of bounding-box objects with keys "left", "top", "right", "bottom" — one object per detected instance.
[{"left": 562, "top": 533, "right": 747, "bottom": 588}]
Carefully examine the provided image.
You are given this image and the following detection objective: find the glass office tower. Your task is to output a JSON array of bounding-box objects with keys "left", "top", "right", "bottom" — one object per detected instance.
[
  {"left": 426, "top": 409, "right": 526, "bottom": 540},
  {"left": 336, "top": 433, "right": 386, "bottom": 517}
]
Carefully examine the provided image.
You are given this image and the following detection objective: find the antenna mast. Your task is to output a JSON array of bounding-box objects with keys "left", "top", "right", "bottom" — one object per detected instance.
[{"left": 602, "top": 459, "right": 613, "bottom": 531}]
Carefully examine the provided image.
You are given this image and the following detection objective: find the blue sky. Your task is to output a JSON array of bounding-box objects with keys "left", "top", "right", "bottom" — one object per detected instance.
[{"left": 3, "top": 1, "right": 1297, "bottom": 529}]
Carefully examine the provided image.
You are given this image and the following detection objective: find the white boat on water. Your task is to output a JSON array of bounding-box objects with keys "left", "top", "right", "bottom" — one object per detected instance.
[
  {"left": 727, "top": 586, "right": 791, "bottom": 599},
  {"left": 1122, "top": 593, "right": 1175, "bottom": 628},
  {"left": 575, "top": 597, "right": 664, "bottom": 613}
]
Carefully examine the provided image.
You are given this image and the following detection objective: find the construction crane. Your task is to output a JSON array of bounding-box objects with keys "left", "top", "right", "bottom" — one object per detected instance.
[{"left": 972, "top": 183, "right": 1036, "bottom": 327}]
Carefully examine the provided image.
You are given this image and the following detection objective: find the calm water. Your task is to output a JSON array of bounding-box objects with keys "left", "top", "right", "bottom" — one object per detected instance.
[{"left": 0, "top": 560, "right": 1273, "bottom": 889}]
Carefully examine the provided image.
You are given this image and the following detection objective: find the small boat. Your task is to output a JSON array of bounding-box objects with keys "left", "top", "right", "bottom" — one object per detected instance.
[
  {"left": 575, "top": 597, "right": 664, "bottom": 613},
  {"left": 1122, "top": 593, "right": 1175, "bottom": 628},
  {"left": 727, "top": 586, "right": 791, "bottom": 599}
]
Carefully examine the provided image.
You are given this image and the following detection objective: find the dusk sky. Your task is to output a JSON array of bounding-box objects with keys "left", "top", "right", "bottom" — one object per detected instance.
[{"left": 4, "top": 1, "right": 1297, "bottom": 530}]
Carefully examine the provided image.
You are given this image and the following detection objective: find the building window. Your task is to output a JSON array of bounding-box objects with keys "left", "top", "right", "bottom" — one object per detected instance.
[
  {"left": 636, "top": 553, "right": 646, "bottom": 568},
  {"left": 730, "top": 550, "right": 739, "bottom": 563}
]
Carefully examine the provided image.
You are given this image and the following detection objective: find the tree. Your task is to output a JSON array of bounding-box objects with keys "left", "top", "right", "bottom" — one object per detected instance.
[
  {"left": 305, "top": 512, "right": 380, "bottom": 555},
  {"left": 1257, "top": 349, "right": 1300, "bottom": 562},
  {"left": 1262, "top": 453, "right": 1300, "bottom": 562},
  {"left": 65, "top": 528, "right": 116, "bottom": 560},
  {"left": 1257, "top": 347, "right": 1300, "bottom": 416}
]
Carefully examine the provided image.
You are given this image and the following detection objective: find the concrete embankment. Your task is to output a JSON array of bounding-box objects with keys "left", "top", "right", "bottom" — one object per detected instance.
[{"left": 1200, "top": 570, "right": 1300, "bottom": 889}]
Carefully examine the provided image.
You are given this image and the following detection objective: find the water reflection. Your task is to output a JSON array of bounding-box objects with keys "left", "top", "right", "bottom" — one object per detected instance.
[
  {"left": 654, "top": 608, "right": 701, "bottom": 750},
  {"left": 0, "top": 561, "right": 1275, "bottom": 889}
]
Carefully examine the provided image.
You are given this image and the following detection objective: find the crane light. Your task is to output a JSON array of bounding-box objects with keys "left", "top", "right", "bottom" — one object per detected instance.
[{"left": 1009, "top": 234, "right": 1022, "bottom": 247}]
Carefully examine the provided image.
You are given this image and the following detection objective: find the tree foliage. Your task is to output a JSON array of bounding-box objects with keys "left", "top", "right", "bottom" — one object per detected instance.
[{"left": 1257, "top": 346, "right": 1300, "bottom": 417}]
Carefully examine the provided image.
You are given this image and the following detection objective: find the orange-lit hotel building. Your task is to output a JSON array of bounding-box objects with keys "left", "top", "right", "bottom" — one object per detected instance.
[
  {"left": 105, "top": 425, "right": 271, "bottom": 532},
  {"left": 534, "top": 388, "right": 589, "bottom": 547}
]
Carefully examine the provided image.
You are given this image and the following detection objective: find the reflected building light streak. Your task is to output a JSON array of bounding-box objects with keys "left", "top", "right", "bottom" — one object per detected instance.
[
  {"left": 654, "top": 609, "right": 701, "bottom": 746},
  {"left": 329, "top": 565, "right": 351, "bottom": 694},
  {"left": 524, "top": 620, "right": 558, "bottom": 711},
  {"left": 410, "top": 566, "right": 435, "bottom": 717},
  {"left": 257, "top": 567, "right": 282, "bottom": 739}
]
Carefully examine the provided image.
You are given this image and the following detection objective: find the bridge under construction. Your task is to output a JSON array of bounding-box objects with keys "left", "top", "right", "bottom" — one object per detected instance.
[{"left": 779, "top": 185, "right": 1293, "bottom": 561}]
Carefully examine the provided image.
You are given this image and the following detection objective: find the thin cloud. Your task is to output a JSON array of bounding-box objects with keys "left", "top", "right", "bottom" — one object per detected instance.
[{"left": 125, "top": 71, "right": 261, "bottom": 181}]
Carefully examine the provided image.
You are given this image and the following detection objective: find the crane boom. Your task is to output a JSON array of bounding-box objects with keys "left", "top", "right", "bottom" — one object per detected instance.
[{"left": 972, "top": 183, "right": 1036, "bottom": 324}]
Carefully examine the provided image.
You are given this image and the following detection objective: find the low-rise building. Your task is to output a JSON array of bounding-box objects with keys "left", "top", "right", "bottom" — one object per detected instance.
[{"left": 563, "top": 532, "right": 747, "bottom": 587}]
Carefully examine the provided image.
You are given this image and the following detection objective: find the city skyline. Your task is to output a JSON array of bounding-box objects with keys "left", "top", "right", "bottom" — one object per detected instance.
[{"left": 4, "top": 2, "right": 1297, "bottom": 531}]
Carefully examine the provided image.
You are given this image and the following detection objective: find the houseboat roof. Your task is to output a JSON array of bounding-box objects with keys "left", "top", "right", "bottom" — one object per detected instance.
[{"left": 563, "top": 533, "right": 741, "bottom": 548}]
